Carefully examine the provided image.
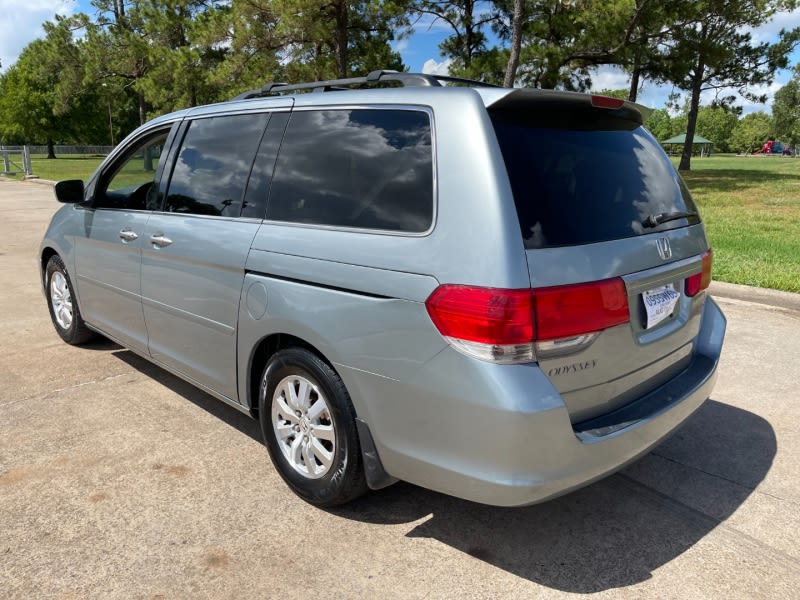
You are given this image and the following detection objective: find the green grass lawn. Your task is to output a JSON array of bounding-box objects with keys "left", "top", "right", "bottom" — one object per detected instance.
[
  {"left": 13, "top": 153, "right": 800, "bottom": 293},
  {"left": 25, "top": 152, "right": 163, "bottom": 189},
  {"left": 675, "top": 155, "right": 800, "bottom": 293},
  {"left": 27, "top": 155, "right": 105, "bottom": 182}
]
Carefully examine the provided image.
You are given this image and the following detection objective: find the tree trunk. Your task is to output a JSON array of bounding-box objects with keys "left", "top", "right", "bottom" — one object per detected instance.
[
  {"left": 46, "top": 139, "right": 56, "bottom": 160},
  {"left": 138, "top": 90, "right": 146, "bottom": 126},
  {"left": 628, "top": 49, "right": 642, "bottom": 102},
  {"left": 143, "top": 146, "right": 154, "bottom": 172},
  {"left": 463, "top": 0, "right": 476, "bottom": 68},
  {"left": 503, "top": 0, "right": 523, "bottom": 87},
  {"left": 335, "top": 1, "right": 348, "bottom": 78},
  {"left": 679, "top": 65, "right": 704, "bottom": 171},
  {"left": 628, "top": 67, "right": 641, "bottom": 102}
]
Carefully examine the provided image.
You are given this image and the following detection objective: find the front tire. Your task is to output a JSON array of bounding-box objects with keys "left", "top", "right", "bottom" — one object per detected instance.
[
  {"left": 259, "top": 348, "right": 367, "bottom": 507},
  {"left": 45, "top": 255, "right": 94, "bottom": 345}
]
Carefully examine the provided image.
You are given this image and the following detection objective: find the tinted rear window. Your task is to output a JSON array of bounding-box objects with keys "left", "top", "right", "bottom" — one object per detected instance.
[
  {"left": 267, "top": 109, "right": 434, "bottom": 233},
  {"left": 490, "top": 112, "right": 699, "bottom": 249}
]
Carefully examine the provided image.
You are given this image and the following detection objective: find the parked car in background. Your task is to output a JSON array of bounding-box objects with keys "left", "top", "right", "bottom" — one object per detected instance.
[{"left": 39, "top": 71, "right": 726, "bottom": 508}]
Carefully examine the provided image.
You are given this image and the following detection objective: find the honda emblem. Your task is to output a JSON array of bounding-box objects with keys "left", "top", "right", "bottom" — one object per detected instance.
[{"left": 656, "top": 238, "right": 672, "bottom": 260}]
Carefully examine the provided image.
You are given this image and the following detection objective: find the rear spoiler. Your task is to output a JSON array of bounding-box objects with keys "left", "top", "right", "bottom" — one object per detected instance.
[{"left": 477, "top": 88, "right": 651, "bottom": 126}]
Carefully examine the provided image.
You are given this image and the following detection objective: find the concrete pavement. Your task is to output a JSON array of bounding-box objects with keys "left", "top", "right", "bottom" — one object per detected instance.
[{"left": 1, "top": 178, "right": 798, "bottom": 598}]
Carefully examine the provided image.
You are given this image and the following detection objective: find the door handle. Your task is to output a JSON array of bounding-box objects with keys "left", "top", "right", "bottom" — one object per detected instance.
[
  {"left": 149, "top": 233, "right": 173, "bottom": 248},
  {"left": 119, "top": 228, "right": 138, "bottom": 242}
]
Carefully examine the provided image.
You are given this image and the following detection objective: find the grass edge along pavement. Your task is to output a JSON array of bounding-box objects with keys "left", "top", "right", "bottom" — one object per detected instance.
[{"left": 9, "top": 154, "right": 800, "bottom": 294}]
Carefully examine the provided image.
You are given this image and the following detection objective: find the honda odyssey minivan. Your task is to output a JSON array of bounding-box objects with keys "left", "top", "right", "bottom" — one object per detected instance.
[{"left": 40, "top": 70, "right": 726, "bottom": 507}]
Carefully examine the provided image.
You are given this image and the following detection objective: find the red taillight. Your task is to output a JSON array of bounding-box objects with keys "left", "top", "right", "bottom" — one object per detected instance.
[
  {"left": 685, "top": 249, "right": 713, "bottom": 297},
  {"left": 591, "top": 95, "right": 625, "bottom": 109},
  {"left": 425, "top": 285, "right": 534, "bottom": 345},
  {"left": 424, "top": 278, "right": 630, "bottom": 350},
  {"left": 532, "top": 278, "right": 629, "bottom": 341}
]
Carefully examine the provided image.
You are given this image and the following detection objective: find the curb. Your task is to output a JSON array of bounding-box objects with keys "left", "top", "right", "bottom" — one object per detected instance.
[
  {"left": 23, "top": 178, "right": 57, "bottom": 186},
  {"left": 0, "top": 176, "right": 55, "bottom": 186},
  {"left": 710, "top": 281, "right": 800, "bottom": 314}
]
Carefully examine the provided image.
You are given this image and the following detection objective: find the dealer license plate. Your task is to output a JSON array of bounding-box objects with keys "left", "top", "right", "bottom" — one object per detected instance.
[{"left": 642, "top": 285, "right": 680, "bottom": 329}]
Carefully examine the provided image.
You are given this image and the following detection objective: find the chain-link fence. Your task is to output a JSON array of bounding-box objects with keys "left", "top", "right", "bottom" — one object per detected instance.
[
  {"left": 1, "top": 145, "right": 115, "bottom": 179},
  {"left": 0, "top": 146, "right": 33, "bottom": 177},
  {"left": 26, "top": 145, "right": 114, "bottom": 156}
]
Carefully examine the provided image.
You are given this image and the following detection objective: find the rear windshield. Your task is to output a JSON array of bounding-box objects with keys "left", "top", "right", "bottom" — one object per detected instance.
[{"left": 490, "top": 111, "right": 699, "bottom": 249}]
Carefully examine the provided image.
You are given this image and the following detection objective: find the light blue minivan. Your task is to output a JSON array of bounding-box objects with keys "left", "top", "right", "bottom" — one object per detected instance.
[{"left": 40, "top": 71, "right": 726, "bottom": 507}]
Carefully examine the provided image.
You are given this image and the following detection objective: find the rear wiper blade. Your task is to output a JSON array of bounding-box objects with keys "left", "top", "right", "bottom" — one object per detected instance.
[{"left": 642, "top": 211, "right": 699, "bottom": 228}]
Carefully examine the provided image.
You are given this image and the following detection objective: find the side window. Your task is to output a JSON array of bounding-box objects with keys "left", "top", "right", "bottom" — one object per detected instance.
[
  {"left": 164, "top": 113, "right": 269, "bottom": 217},
  {"left": 97, "top": 131, "right": 169, "bottom": 210},
  {"left": 267, "top": 109, "right": 434, "bottom": 233},
  {"left": 241, "top": 112, "right": 290, "bottom": 220}
]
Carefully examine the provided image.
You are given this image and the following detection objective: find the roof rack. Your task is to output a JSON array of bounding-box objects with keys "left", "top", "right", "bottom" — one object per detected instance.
[{"left": 233, "top": 70, "right": 501, "bottom": 100}]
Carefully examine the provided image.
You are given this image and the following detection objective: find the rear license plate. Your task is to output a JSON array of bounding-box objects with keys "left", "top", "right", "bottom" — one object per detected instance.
[{"left": 642, "top": 285, "right": 680, "bottom": 329}]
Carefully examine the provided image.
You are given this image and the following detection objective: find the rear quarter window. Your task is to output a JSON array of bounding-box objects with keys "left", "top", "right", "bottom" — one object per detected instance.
[
  {"left": 490, "top": 111, "right": 699, "bottom": 249},
  {"left": 266, "top": 108, "right": 434, "bottom": 233}
]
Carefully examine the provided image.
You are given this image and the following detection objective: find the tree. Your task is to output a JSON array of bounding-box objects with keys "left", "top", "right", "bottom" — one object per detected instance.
[
  {"left": 502, "top": 0, "right": 522, "bottom": 87},
  {"left": 772, "top": 65, "right": 800, "bottom": 150},
  {"left": 3, "top": 0, "right": 411, "bottom": 144},
  {"left": 197, "top": 0, "right": 283, "bottom": 95},
  {"left": 0, "top": 16, "right": 107, "bottom": 153},
  {"left": 340, "top": 2, "right": 409, "bottom": 76},
  {"left": 493, "top": 0, "right": 594, "bottom": 89},
  {"left": 644, "top": 107, "right": 672, "bottom": 141},
  {"left": 670, "top": 114, "right": 689, "bottom": 138},
  {"left": 695, "top": 104, "right": 739, "bottom": 152},
  {"left": 593, "top": 88, "right": 629, "bottom": 100},
  {"left": 81, "top": 1, "right": 238, "bottom": 128},
  {"left": 273, "top": 0, "right": 407, "bottom": 82},
  {"left": 135, "top": 1, "right": 229, "bottom": 115},
  {"left": 729, "top": 111, "right": 773, "bottom": 153},
  {"left": 614, "top": 1, "right": 705, "bottom": 102},
  {"left": 0, "top": 66, "right": 44, "bottom": 145},
  {"left": 84, "top": 0, "right": 153, "bottom": 126},
  {"left": 660, "top": 0, "right": 800, "bottom": 170},
  {"left": 489, "top": 0, "right": 695, "bottom": 94},
  {"left": 409, "top": 1, "right": 498, "bottom": 80}
]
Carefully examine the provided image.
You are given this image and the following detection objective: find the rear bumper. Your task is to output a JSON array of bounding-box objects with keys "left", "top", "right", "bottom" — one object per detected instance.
[{"left": 341, "top": 296, "right": 726, "bottom": 507}]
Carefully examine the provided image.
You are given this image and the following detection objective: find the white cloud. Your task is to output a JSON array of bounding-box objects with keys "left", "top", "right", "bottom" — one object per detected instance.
[
  {"left": 749, "top": 9, "right": 800, "bottom": 43},
  {"left": 422, "top": 58, "right": 452, "bottom": 76},
  {"left": 0, "top": 0, "right": 75, "bottom": 72},
  {"left": 589, "top": 66, "right": 631, "bottom": 92},
  {"left": 590, "top": 65, "right": 673, "bottom": 110},
  {"left": 392, "top": 38, "right": 410, "bottom": 55}
]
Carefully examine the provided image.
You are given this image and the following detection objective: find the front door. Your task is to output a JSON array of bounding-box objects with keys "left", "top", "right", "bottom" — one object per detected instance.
[{"left": 75, "top": 128, "right": 173, "bottom": 352}]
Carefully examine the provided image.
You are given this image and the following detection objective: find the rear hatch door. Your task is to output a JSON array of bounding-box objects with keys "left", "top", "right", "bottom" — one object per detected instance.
[{"left": 488, "top": 91, "right": 711, "bottom": 423}]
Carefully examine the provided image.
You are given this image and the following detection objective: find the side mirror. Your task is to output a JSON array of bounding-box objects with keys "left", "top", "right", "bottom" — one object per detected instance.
[{"left": 54, "top": 179, "right": 85, "bottom": 204}]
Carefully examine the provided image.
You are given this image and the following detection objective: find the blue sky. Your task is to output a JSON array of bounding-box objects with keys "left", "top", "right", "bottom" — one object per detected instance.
[{"left": 1, "top": 0, "right": 799, "bottom": 114}]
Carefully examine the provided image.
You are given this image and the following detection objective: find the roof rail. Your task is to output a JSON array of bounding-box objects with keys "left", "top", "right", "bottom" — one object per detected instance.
[{"left": 233, "top": 70, "right": 501, "bottom": 100}]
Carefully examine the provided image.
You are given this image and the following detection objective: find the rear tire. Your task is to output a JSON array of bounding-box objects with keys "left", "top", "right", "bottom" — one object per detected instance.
[
  {"left": 259, "top": 348, "right": 367, "bottom": 507},
  {"left": 45, "top": 255, "right": 95, "bottom": 345}
]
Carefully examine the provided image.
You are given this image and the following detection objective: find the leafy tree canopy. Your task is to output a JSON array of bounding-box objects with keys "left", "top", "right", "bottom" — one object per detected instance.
[
  {"left": 2, "top": 0, "right": 798, "bottom": 152},
  {"left": 772, "top": 65, "right": 800, "bottom": 147},
  {"left": 730, "top": 111, "right": 774, "bottom": 153}
]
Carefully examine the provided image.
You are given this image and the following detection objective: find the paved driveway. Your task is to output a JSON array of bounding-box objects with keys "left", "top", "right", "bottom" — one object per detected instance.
[{"left": 1, "top": 179, "right": 798, "bottom": 598}]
